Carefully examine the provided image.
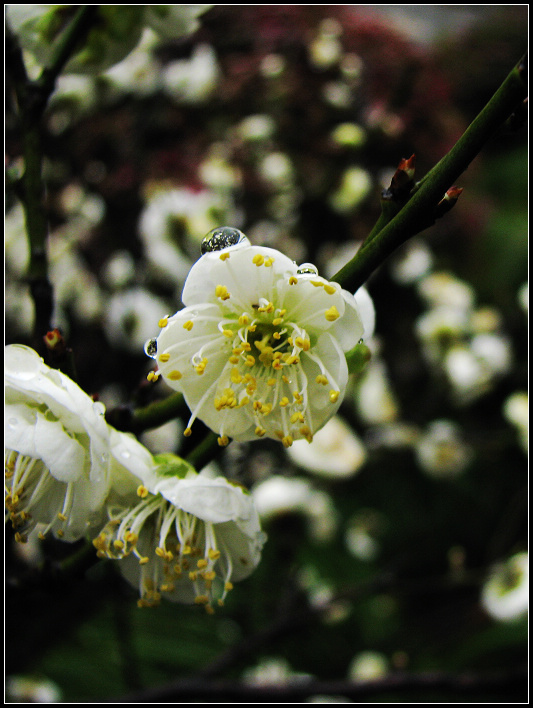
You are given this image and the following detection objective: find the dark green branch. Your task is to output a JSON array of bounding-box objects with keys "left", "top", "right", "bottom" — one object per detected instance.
[{"left": 333, "top": 55, "right": 527, "bottom": 293}]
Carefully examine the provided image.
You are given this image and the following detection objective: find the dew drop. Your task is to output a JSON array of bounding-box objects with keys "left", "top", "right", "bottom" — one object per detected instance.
[
  {"left": 144, "top": 338, "right": 158, "bottom": 358},
  {"left": 297, "top": 262, "right": 319, "bottom": 276},
  {"left": 201, "top": 226, "right": 250, "bottom": 254}
]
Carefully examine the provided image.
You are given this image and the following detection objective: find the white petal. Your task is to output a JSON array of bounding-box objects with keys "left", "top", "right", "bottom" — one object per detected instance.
[
  {"left": 157, "top": 475, "right": 250, "bottom": 524},
  {"left": 182, "top": 245, "right": 297, "bottom": 308}
]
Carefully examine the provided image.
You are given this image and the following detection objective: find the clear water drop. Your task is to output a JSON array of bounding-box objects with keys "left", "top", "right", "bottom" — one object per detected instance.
[
  {"left": 201, "top": 226, "right": 250, "bottom": 254},
  {"left": 144, "top": 338, "right": 158, "bottom": 358},
  {"left": 297, "top": 262, "right": 319, "bottom": 276}
]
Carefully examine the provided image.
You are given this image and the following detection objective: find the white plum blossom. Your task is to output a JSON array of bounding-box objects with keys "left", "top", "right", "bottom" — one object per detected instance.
[
  {"left": 150, "top": 235, "right": 374, "bottom": 447},
  {"left": 287, "top": 415, "right": 366, "bottom": 479},
  {"left": 95, "top": 437, "right": 265, "bottom": 611},
  {"left": 414, "top": 419, "right": 473, "bottom": 478},
  {"left": 5, "top": 344, "right": 112, "bottom": 542},
  {"left": 481, "top": 552, "right": 528, "bottom": 622}
]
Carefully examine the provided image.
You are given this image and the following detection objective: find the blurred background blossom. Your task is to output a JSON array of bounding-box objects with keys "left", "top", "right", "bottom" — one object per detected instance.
[{"left": 5, "top": 5, "right": 527, "bottom": 702}]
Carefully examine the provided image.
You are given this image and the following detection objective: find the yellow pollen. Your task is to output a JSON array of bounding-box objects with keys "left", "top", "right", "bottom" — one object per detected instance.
[
  {"left": 324, "top": 283, "right": 337, "bottom": 295},
  {"left": 241, "top": 342, "right": 252, "bottom": 352},
  {"left": 137, "top": 485, "right": 149, "bottom": 498},
  {"left": 279, "top": 397, "right": 290, "bottom": 407},
  {"left": 272, "top": 317, "right": 283, "bottom": 326},
  {"left": 168, "top": 370, "right": 182, "bottom": 381},
  {"left": 146, "top": 371, "right": 159, "bottom": 382},
  {"left": 229, "top": 355, "right": 240, "bottom": 364},
  {"left": 316, "top": 374, "right": 329, "bottom": 385},
  {"left": 231, "top": 368, "right": 243, "bottom": 384},
  {"left": 264, "top": 257, "right": 275, "bottom": 267},
  {"left": 57, "top": 513, "right": 67, "bottom": 522},
  {"left": 222, "top": 329, "right": 233, "bottom": 338},
  {"left": 197, "top": 558, "right": 208, "bottom": 569},
  {"left": 329, "top": 390, "right": 340, "bottom": 403},
  {"left": 282, "top": 435, "right": 294, "bottom": 448},
  {"left": 183, "top": 320, "right": 194, "bottom": 330},
  {"left": 224, "top": 581, "right": 234, "bottom": 592},
  {"left": 252, "top": 254, "right": 265, "bottom": 266},
  {"left": 289, "top": 276, "right": 298, "bottom": 285},
  {"left": 273, "top": 331, "right": 281, "bottom": 340},
  {"left": 311, "top": 280, "right": 324, "bottom": 288},
  {"left": 158, "top": 317, "right": 168, "bottom": 328},
  {"left": 219, "top": 252, "right": 230, "bottom": 261},
  {"left": 325, "top": 305, "right": 340, "bottom": 322},
  {"left": 208, "top": 549, "right": 221, "bottom": 560},
  {"left": 255, "top": 426, "right": 266, "bottom": 437},
  {"left": 239, "top": 314, "right": 250, "bottom": 326},
  {"left": 290, "top": 412, "right": 305, "bottom": 424},
  {"left": 215, "top": 285, "right": 230, "bottom": 300},
  {"left": 218, "top": 436, "right": 230, "bottom": 447},
  {"left": 158, "top": 353, "right": 170, "bottom": 363},
  {"left": 184, "top": 427, "right": 192, "bottom": 437},
  {"left": 245, "top": 355, "right": 256, "bottom": 367}
]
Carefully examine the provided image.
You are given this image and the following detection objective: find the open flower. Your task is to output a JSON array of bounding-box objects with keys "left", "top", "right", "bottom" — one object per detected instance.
[
  {"left": 95, "top": 438, "right": 266, "bottom": 611},
  {"left": 150, "top": 234, "right": 372, "bottom": 447},
  {"left": 5, "top": 344, "right": 112, "bottom": 542}
]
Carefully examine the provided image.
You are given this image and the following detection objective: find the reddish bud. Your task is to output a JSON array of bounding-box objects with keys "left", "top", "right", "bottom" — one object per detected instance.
[{"left": 43, "top": 328, "right": 66, "bottom": 353}]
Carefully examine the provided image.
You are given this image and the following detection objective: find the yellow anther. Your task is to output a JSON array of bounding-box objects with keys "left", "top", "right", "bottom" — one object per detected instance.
[
  {"left": 279, "top": 397, "right": 290, "bottom": 407},
  {"left": 231, "top": 368, "right": 243, "bottom": 384},
  {"left": 245, "top": 355, "right": 256, "bottom": 367},
  {"left": 255, "top": 426, "right": 266, "bottom": 437},
  {"left": 325, "top": 305, "right": 340, "bottom": 322},
  {"left": 183, "top": 320, "right": 194, "bottom": 331},
  {"left": 125, "top": 531, "right": 138, "bottom": 544},
  {"left": 241, "top": 342, "right": 252, "bottom": 352},
  {"left": 113, "top": 539, "right": 125, "bottom": 550},
  {"left": 261, "top": 403, "right": 272, "bottom": 415},
  {"left": 215, "top": 285, "right": 230, "bottom": 300},
  {"left": 197, "top": 558, "right": 209, "bottom": 569},
  {"left": 208, "top": 549, "right": 221, "bottom": 560},
  {"left": 137, "top": 485, "right": 149, "bottom": 498},
  {"left": 316, "top": 374, "right": 329, "bottom": 385},
  {"left": 264, "top": 257, "right": 275, "bottom": 267},
  {"left": 267, "top": 378, "right": 276, "bottom": 386},
  {"left": 184, "top": 427, "right": 192, "bottom": 437},
  {"left": 290, "top": 411, "right": 305, "bottom": 424},
  {"left": 299, "top": 425, "right": 313, "bottom": 442},
  {"left": 289, "top": 276, "right": 298, "bottom": 285},
  {"left": 224, "top": 581, "right": 234, "bottom": 592},
  {"left": 324, "top": 283, "right": 337, "bottom": 295},
  {"left": 311, "top": 280, "right": 324, "bottom": 288},
  {"left": 219, "top": 252, "right": 230, "bottom": 261},
  {"left": 329, "top": 390, "right": 340, "bottom": 403},
  {"left": 146, "top": 371, "right": 159, "bottom": 382},
  {"left": 239, "top": 314, "right": 250, "bottom": 326},
  {"left": 57, "top": 529, "right": 64, "bottom": 538},
  {"left": 282, "top": 435, "right": 294, "bottom": 448},
  {"left": 203, "top": 570, "right": 216, "bottom": 581},
  {"left": 194, "top": 595, "right": 210, "bottom": 605},
  {"left": 218, "top": 435, "right": 230, "bottom": 447},
  {"left": 252, "top": 254, "right": 265, "bottom": 266},
  {"left": 158, "top": 352, "right": 170, "bottom": 363},
  {"left": 168, "top": 370, "right": 182, "bottom": 381},
  {"left": 222, "top": 329, "right": 234, "bottom": 338},
  {"left": 229, "top": 355, "right": 240, "bottom": 364},
  {"left": 158, "top": 317, "right": 168, "bottom": 328},
  {"left": 272, "top": 317, "right": 283, "bottom": 326},
  {"left": 253, "top": 400, "right": 262, "bottom": 411},
  {"left": 293, "top": 391, "right": 303, "bottom": 403},
  {"left": 15, "top": 532, "right": 28, "bottom": 543},
  {"left": 273, "top": 331, "right": 282, "bottom": 340},
  {"left": 57, "top": 512, "right": 68, "bottom": 522},
  {"left": 189, "top": 570, "right": 198, "bottom": 581}
]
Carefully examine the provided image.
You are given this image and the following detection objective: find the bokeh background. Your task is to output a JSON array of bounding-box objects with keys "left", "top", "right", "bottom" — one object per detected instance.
[{"left": 5, "top": 5, "right": 528, "bottom": 703}]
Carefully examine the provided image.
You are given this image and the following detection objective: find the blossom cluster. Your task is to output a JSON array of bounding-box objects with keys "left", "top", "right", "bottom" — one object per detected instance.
[{"left": 5, "top": 232, "right": 374, "bottom": 609}]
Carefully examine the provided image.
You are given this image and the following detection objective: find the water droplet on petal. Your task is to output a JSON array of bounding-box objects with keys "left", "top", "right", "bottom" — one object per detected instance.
[
  {"left": 93, "top": 402, "right": 106, "bottom": 416},
  {"left": 201, "top": 226, "right": 250, "bottom": 254},
  {"left": 144, "top": 338, "right": 158, "bottom": 358},
  {"left": 297, "top": 262, "right": 319, "bottom": 276},
  {"left": 120, "top": 450, "right": 131, "bottom": 460}
]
